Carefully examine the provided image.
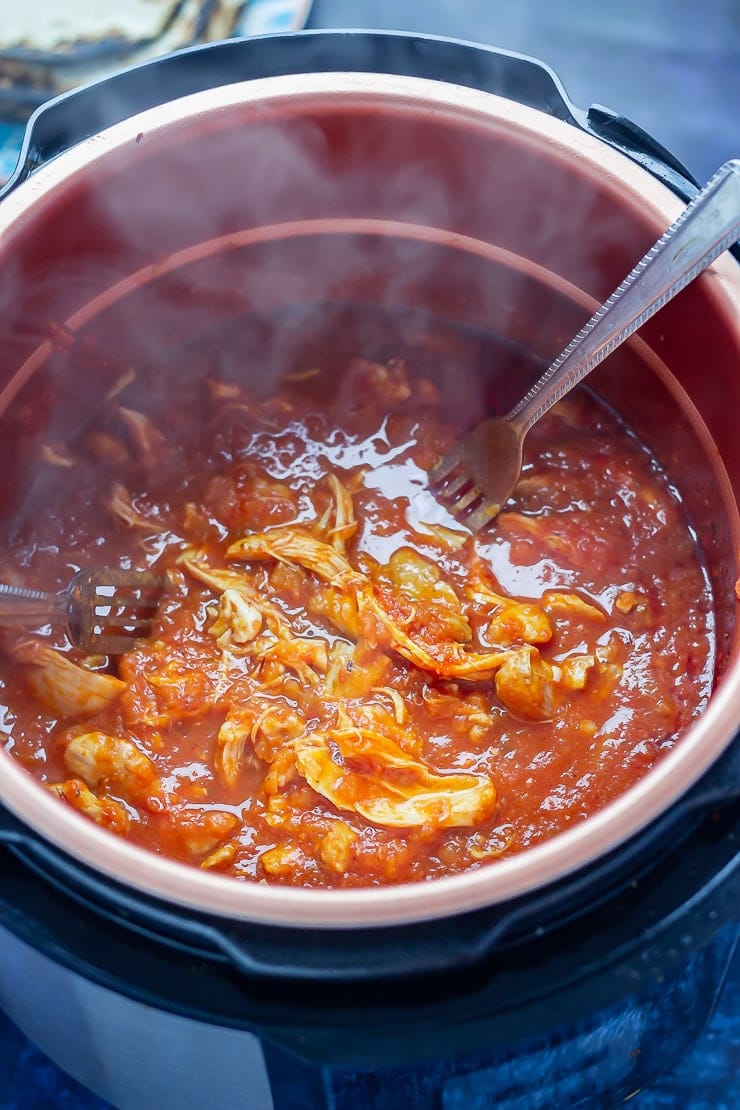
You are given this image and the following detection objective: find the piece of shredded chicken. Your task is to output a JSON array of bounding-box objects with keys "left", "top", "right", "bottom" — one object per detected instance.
[
  {"left": 9, "top": 640, "right": 125, "bottom": 719},
  {"left": 64, "top": 730, "right": 165, "bottom": 808},
  {"left": 208, "top": 588, "right": 263, "bottom": 647},
  {"left": 290, "top": 710, "right": 495, "bottom": 828},
  {"left": 106, "top": 482, "right": 161, "bottom": 533},
  {"left": 543, "top": 592, "right": 606, "bottom": 622},
  {"left": 494, "top": 645, "right": 555, "bottom": 722},
  {"left": 468, "top": 571, "right": 553, "bottom": 648},
  {"left": 383, "top": 547, "right": 472, "bottom": 643},
  {"left": 227, "top": 528, "right": 509, "bottom": 681},
  {"left": 117, "top": 406, "right": 166, "bottom": 458},
  {"left": 48, "top": 778, "right": 130, "bottom": 834},
  {"left": 216, "top": 708, "right": 259, "bottom": 788},
  {"left": 320, "top": 820, "right": 358, "bottom": 873},
  {"left": 216, "top": 700, "right": 305, "bottom": 787},
  {"left": 168, "top": 809, "right": 239, "bottom": 857},
  {"left": 324, "top": 474, "right": 358, "bottom": 556}
]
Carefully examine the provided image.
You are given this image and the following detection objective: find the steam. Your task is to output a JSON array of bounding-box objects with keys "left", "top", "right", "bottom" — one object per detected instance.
[{"left": 0, "top": 75, "right": 650, "bottom": 562}]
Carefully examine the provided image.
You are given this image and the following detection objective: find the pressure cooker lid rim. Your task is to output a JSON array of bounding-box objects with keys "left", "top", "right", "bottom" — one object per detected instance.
[
  {"left": 0, "top": 71, "right": 705, "bottom": 217},
  {"left": 7, "top": 29, "right": 582, "bottom": 194},
  {"left": 6, "top": 26, "right": 705, "bottom": 215}
]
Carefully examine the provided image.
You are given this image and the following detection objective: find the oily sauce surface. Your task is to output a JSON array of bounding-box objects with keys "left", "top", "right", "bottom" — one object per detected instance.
[{"left": 0, "top": 316, "right": 714, "bottom": 887}]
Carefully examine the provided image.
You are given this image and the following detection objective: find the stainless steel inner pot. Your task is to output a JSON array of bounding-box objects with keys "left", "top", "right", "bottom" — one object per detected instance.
[{"left": 0, "top": 72, "right": 737, "bottom": 928}]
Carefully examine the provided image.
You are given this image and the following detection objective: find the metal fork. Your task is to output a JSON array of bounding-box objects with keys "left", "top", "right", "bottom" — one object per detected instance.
[
  {"left": 430, "top": 159, "right": 740, "bottom": 532},
  {"left": 0, "top": 568, "right": 166, "bottom": 653}
]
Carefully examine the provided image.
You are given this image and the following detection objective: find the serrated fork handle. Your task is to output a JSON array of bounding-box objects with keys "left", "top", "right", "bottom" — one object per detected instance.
[
  {"left": 0, "top": 582, "right": 64, "bottom": 623},
  {"left": 510, "top": 159, "right": 740, "bottom": 435}
]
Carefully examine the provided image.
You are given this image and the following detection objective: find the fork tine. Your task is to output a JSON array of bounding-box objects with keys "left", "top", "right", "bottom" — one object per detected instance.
[
  {"left": 466, "top": 501, "right": 500, "bottom": 532},
  {"left": 437, "top": 471, "right": 477, "bottom": 502},
  {"left": 429, "top": 445, "right": 466, "bottom": 485},
  {"left": 93, "top": 568, "right": 165, "bottom": 588},
  {"left": 94, "top": 614, "right": 160, "bottom": 631},
  {"left": 78, "top": 632, "right": 150, "bottom": 654},
  {"left": 92, "top": 590, "right": 162, "bottom": 605},
  {"left": 450, "top": 485, "right": 484, "bottom": 515},
  {"left": 93, "top": 598, "right": 161, "bottom": 614}
]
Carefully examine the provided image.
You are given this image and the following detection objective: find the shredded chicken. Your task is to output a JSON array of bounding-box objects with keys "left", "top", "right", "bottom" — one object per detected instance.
[
  {"left": 117, "top": 406, "right": 166, "bottom": 457},
  {"left": 256, "top": 632, "right": 328, "bottom": 685},
  {"left": 413, "top": 522, "right": 468, "bottom": 549},
  {"left": 144, "top": 658, "right": 216, "bottom": 722},
  {"left": 208, "top": 588, "right": 263, "bottom": 646},
  {"left": 543, "top": 591, "right": 606, "bottom": 622},
  {"left": 64, "top": 730, "right": 164, "bottom": 807},
  {"left": 40, "top": 443, "right": 76, "bottom": 468},
  {"left": 227, "top": 528, "right": 509, "bottom": 681},
  {"left": 260, "top": 841, "right": 306, "bottom": 877},
  {"left": 614, "top": 590, "right": 646, "bottom": 615},
  {"left": 216, "top": 700, "right": 306, "bottom": 787},
  {"left": 325, "top": 474, "right": 358, "bottom": 555},
  {"left": 48, "top": 778, "right": 130, "bottom": 834},
  {"left": 9, "top": 640, "right": 125, "bottom": 718},
  {"left": 216, "top": 708, "right": 259, "bottom": 787},
  {"left": 291, "top": 713, "right": 495, "bottom": 828},
  {"left": 262, "top": 746, "right": 300, "bottom": 796},
  {"left": 85, "top": 431, "right": 130, "bottom": 465},
  {"left": 494, "top": 645, "right": 555, "bottom": 721},
  {"left": 180, "top": 553, "right": 293, "bottom": 638},
  {"left": 422, "top": 686, "right": 496, "bottom": 744},
  {"left": 320, "top": 821, "right": 358, "bottom": 873},
  {"left": 384, "top": 547, "right": 471, "bottom": 643},
  {"left": 105, "top": 367, "right": 137, "bottom": 401},
  {"left": 307, "top": 585, "right": 362, "bottom": 639},
  {"left": 251, "top": 704, "right": 306, "bottom": 763},
  {"left": 106, "top": 482, "right": 161, "bottom": 533},
  {"left": 201, "top": 840, "right": 238, "bottom": 870},
  {"left": 169, "top": 809, "right": 239, "bottom": 856},
  {"left": 558, "top": 653, "right": 597, "bottom": 691},
  {"left": 466, "top": 563, "right": 552, "bottom": 646},
  {"left": 370, "top": 686, "right": 407, "bottom": 725},
  {"left": 322, "top": 640, "right": 391, "bottom": 700}
]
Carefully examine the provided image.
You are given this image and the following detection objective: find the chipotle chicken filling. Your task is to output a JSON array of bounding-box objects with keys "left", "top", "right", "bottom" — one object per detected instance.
[{"left": 0, "top": 352, "right": 714, "bottom": 887}]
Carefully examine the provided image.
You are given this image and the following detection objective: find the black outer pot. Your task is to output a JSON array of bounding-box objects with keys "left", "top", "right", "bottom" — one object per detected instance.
[
  {"left": 0, "top": 30, "right": 737, "bottom": 1108},
  {"left": 0, "top": 30, "right": 706, "bottom": 205},
  {"left": 0, "top": 749, "right": 738, "bottom": 1065}
]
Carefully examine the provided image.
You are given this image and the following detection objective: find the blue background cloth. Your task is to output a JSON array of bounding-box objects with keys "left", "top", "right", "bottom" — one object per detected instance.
[
  {"left": 308, "top": 0, "right": 740, "bottom": 183},
  {"left": 0, "top": 1, "right": 737, "bottom": 1105}
]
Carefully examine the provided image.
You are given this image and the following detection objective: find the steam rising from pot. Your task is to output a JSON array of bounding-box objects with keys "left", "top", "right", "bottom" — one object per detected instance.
[{"left": 0, "top": 75, "right": 710, "bottom": 553}]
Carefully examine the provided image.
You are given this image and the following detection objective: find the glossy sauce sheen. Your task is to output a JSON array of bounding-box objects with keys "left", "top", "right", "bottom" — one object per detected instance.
[{"left": 0, "top": 319, "right": 715, "bottom": 888}]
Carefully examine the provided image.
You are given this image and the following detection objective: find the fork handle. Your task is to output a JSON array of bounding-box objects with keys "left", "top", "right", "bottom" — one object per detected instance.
[
  {"left": 510, "top": 159, "right": 740, "bottom": 434},
  {"left": 0, "top": 583, "right": 64, "bottom": 624}
]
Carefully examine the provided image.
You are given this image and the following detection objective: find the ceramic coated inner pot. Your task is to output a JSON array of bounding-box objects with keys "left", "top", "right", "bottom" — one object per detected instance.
[{"left": 0, "top": 73, "right": 737, "bottom": 927}]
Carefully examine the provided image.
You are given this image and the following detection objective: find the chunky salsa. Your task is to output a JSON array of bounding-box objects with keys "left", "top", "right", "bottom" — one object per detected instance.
[{"left": 0, "top": 323, "right": 715, "bottom": 887}]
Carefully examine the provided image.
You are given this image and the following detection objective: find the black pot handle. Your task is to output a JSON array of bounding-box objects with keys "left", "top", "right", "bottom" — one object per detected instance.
[
  {"left": 585, "top": 104, "right": 699, "bottom": 200},
  {"left": 1, "top": 30, "right": 699, "bottom": 205}
]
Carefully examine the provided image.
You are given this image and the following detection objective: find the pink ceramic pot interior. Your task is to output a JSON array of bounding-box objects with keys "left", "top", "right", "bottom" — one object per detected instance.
[{"left": 0, "top": 74, "right": 737, "bottom": 926}]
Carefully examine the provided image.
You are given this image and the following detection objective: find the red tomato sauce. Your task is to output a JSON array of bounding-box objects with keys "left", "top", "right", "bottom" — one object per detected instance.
[{"left": 0, "top": 313, "right": 715, "bottom": 888}]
